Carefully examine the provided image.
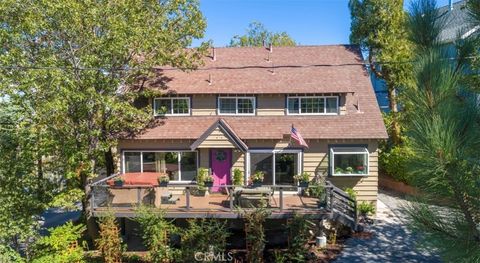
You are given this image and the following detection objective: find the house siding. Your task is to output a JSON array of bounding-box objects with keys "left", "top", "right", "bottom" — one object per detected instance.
[{"left": 197, "top": 127, "right": 236, "bottom": 148}]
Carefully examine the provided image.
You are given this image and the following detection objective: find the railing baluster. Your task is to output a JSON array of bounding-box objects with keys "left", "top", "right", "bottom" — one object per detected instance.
[
  {"left": 186, "top": 187, "right": 190, "bottom": 211},
  {"left": 279, "top": 187, "right": 283, "bottom": 211},
  {"left": 229, "top": 187, "right": 234, "bottom": 211},
  {"left": 137, "top": 187, "right": 141, "bottom": 205}
]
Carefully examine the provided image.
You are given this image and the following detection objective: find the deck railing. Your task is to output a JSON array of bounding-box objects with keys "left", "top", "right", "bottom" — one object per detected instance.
[{"left": 89, "top": 176, "right": 357, "bottom": 228}]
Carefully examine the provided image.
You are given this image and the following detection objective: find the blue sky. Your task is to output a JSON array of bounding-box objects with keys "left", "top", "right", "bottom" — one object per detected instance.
[{"left": 192, "top": 0, "right": 461, "bottom": 47}]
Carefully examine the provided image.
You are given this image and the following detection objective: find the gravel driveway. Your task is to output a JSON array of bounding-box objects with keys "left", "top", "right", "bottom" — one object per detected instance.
[{"left": 333, "top": 191, "right": 441, "bottom": 263}]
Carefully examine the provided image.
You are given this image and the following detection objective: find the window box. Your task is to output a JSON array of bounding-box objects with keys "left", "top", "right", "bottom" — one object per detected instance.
[
  {"left": 287, "top": 96, "right": 339, "bottom": 115},
  {"left": 218, "top": 96, "right": 255, "bottom": 115},
  {"left": 154, "top": 97, "right": 190, "bottom": 116},
  {"left": 330, "top": 147, "right": 369, "bottom": 176}
]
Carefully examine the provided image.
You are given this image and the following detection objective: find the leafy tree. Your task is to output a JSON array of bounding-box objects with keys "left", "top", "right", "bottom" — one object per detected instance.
[
  {"left": 0, "top": 0, "right": 208, "bottom": 237},
  {"left": 285, "top": 215, "right": 312, "bottom": 262},
  {"left": 32, "top": 221, "right": 86, "bottom": 263},
  {"left": 95, "top": 212, "right": 123, "bottom": 263},
  {"left": 349, "top": 0, "right": 413, "bottom": 145},
  {"left": 135, "top": 206, "right": 179, "bottom": 262},
  {"left": 0, "top": 101, "right": 53, "bottom": 258},
  {"left": 229, "top": 21, "right": 296, "bottom": 47}
]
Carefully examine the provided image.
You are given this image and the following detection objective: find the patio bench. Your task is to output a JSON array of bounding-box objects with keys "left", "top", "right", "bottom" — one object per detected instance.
[{"left": 233, "top": 187, "right": 273, "bottom": 208}]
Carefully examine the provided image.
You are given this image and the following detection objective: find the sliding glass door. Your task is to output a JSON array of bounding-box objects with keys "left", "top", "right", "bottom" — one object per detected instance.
[{"left": 248, "top": 150, "right": 302, "bottom": 187}]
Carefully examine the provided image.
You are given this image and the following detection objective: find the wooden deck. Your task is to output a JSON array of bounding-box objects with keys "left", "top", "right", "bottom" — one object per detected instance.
[{"left": 92, "top": 191, "right": 328, "bottom": 219}]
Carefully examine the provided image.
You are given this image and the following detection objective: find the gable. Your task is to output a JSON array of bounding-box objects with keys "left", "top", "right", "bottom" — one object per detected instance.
[{"left": 196, "top": 127, "right": 236, "bottom": 148}]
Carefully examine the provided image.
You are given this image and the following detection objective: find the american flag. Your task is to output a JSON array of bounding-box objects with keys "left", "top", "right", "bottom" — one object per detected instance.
[{"left": 291, "top": 125, "right": 309, "bottom": 148}]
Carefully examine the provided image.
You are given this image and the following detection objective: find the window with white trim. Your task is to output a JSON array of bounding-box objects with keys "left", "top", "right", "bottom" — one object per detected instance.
[
  {"left": 154, "top": 97, "right": 190, "bottom": 116},
  {"left": 123, "top": 151, "right": 197, "bottom": 181},
  {"left": 247, "top": 149, "right": 302, "bottom": 189},
  {"left": 287, "top": 96, "right": 339, "bottom": 115},
  {"left": 218, "top": 96, "right": 255, "bottom": 115},
  {"left": 330, "top": 147, "right": 369, "bottom": 176}
]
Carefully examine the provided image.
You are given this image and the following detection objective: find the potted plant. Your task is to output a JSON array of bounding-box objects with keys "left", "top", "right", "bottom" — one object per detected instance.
[
  {"left": 294, "top": 172, "right": 310, "bottom": 188},
  {"left": 232, "top": 168, "right": 244, "bottom": 186},
  {"left": 113, "top": 177, "right": 124, "bottom": 187},
  {"left": 251, "top": 171, "right": 265, "bottom": 187},
  {"left": 356, "top": 165, "right": 365, "bottom": 174},
  {"left": 195, "top": 167, "right": 209, "bottom": 196},
  {"left": 334, "top": 167, "right": 344, "bottom": 174},
  {"left": 158, "top": 174, "right": 169, "bottom": 187},
  {"left": 345, "top": 166, "right": 354, "bottom": 174},
  {"left": 204, "top": 175, "right": 214, "bottom": 187}
]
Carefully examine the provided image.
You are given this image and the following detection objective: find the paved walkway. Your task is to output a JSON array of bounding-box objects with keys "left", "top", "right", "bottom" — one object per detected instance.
[{"left": 333, "top": 191, "right": 441, "bottom": 263}]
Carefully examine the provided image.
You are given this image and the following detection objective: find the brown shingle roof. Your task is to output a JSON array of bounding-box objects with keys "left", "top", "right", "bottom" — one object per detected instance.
[
  {"left": 148, "top": 45, "right": 367, "bottom": 94},
  {"left": 134, "top": 45, "right": 388, "bottom": 140}
]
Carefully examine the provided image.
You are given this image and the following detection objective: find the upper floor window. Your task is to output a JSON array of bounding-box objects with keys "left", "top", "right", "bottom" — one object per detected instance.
[
  {"left": 218, "top": 96, "right": 255, "bottom": 115},
  {"left": 287, "top": 96, "right": 338, "bottom": 115},
  {"left": 154, "top": 97, "right": 190, "bottom": 116}
]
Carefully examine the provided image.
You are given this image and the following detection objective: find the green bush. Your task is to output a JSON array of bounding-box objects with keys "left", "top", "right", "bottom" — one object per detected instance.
[
  {"left": 358, "top": 201, "right": 376, "bottom": 216},
  {"left": 307, "top": 181, "right": 325, "bottom": 198},
  {"left": 135, "top": 206, "right": 179, "bottom": 262},
  {"left": 232, "top": 168, "right": 243, "bottom": 185},
  {"left": 344, "top": 188, "right": 357, "bottom": 201},
  {"left": 180, "top": 219, "right": 230, "bottom": 262},
  {"left": 0, "top": 244, "right": 24, "bottom": 263},
  {"left": 380, "top": 144, "right": 414, "bottom": 184},
  {"left": 95, "top": 213, "right": 124, "bottom": 263},
  {"left": 32, "top": 221, "right": 86, "bottom": 263}
]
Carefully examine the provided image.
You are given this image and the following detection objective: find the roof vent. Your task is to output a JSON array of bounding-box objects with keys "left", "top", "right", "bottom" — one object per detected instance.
[
  {"left": 212, "top": 47, "right": 216, "bottom": 61},
  {"left": 208, "top": 74, "right": 213, "bottom": 85},
  {"left": 449, "top": 0, "right": 453, "bottom": 11},
  {"left": 269, "top": 43, "right": 273, "bottom": 53}
]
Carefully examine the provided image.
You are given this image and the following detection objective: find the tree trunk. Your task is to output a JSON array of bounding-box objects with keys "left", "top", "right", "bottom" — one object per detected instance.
[
  {"left": 388, "top": 86, "right": 402, "bottom": 145},
  {"left": 104, "top": 147, "right": 115, "bottom": 177}
]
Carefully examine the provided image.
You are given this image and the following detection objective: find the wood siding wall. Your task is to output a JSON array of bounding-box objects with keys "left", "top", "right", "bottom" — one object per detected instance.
[
  {"left": 189, "top": 94, "right": 347, "bottom": 116},
  {"left": 197, "top": 127, "right": 236, "bottom": 148},
  {"left": 117, "top": 138, "right": 379, "bottom": 206}
]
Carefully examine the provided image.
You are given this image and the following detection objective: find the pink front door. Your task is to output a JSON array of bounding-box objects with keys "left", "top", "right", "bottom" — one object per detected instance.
[{"left": 210, "top": 149, "right": 232, "bottom": 192}]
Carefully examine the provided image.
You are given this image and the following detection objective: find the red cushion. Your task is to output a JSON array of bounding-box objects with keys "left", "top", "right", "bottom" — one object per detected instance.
[{"left": 107, "top": 172, "right": 164, "bottom": 186}]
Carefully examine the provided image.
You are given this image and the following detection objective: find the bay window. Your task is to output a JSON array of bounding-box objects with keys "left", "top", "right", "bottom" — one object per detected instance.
[
  {"left": 287, "top": 96, "right": 338, "bottom": 115},
  {"left": 218, "top": 96, "right": 255, "bottom": 115},
  {"left": 154, "top": 97, "right": 190, "bottom": 116},
  {"left": 330, "top": 147, "right": 369, "bottom": 176},
  {"left": 123, "top": 151, "right": 197, "bottom": 182}
]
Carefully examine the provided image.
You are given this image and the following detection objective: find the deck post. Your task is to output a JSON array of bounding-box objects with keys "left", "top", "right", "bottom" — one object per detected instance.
[
  {"left": 279, "top": 187, "right": 283, "bottom": 211},
  {"left": 90, "top": 188, "right": 95, "bottom": 211},
  {"left": 229, "top": 187, "right": 234, "bottom": 211},
  {"left": 137, "top": 187, "right": 141, "bottom": 205},
  {"left": 186, "top": 187, "right": 190, "bottom": 211}
]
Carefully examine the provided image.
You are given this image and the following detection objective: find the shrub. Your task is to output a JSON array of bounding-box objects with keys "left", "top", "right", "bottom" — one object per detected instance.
[
  {"left": 95, "top": 213, "right": 123, "bottom": 263},
  {"left": 180, "top": 219, "right": 230, "bottom": 262},
  {"left": 286, "top": 214, "right": 312, "bottom": 262},
  {"left": 32, "top": 221, "right": 86, "bottom": 263},
  {"left": 232, "top": 168, "right": 244, "bottom": 185},
  {"left": 358, "top": 201, "right": 376, "bottom": 216},
  {"left": 380, "top": 144, "right": 415, "bottom": 184},
  {"left": 242, "top": 206, "right": 271, "bottom": 263},
  {"left": 344, "top": 188, "right": 357, "bottom": 201},
  {"left": 0, "top": 244, "right": 24, "bottom": 263},
  {"left": 135, "top": 206, "right": 179, "bottom": 263},
  {"left": 307, "top": 181, "right": 325, "bottom": 198}
]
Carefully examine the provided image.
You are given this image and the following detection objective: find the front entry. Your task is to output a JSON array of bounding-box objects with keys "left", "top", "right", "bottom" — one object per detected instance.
[{"left": 210, "top": 149, "right": 232, "bottom": 192}]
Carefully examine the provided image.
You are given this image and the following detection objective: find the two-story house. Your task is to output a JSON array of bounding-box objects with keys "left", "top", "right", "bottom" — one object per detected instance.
[{"left": 115, "top": 44, "right": 385, "bottom": 198}]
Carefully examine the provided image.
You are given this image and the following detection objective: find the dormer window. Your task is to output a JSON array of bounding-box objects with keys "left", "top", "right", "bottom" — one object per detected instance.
[
  {"left": 218, "top": 96, "right": 255, "bottom": 115},
  {"left": 154, "top": 97, "right": 190, "bottom": 116},
  {"left": 287, "top": 96, "right": 338, "bottom": 115}
]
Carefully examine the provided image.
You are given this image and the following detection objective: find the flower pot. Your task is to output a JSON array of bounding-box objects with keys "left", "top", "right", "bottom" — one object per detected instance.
[
  {"left": 114, "top": 180, "right": 124, "bottom": 187},
  {"left": 205, "top": 181, "right": 214, "bottom": 187},
  {"left": 252, "top": 181, "right": 263, "bottom": 187},
  {"left": 159, "top": 181, "right": 168, "bottom": 187},
  {"left": 299, "top": 182, "right": 309, "bottom": 188}
]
